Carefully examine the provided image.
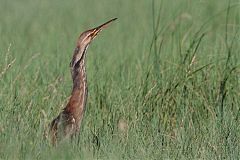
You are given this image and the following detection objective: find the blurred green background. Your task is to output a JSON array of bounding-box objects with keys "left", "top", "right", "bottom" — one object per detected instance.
[{"left": 0, "top": 0, "right": 240, "bottom": 159}]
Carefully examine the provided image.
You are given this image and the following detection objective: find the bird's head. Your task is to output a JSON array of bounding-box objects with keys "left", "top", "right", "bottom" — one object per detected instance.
[
  {"left": 70, "top": 18, "right": 117, "bottom": 69},
  {"left": 77, "top": 18, "right": 117, "bottom": 47}
]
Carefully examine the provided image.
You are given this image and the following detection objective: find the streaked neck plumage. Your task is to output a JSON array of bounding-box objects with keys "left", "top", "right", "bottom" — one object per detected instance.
[{"left": 64, "top": 44, "right": 89, "bottom": 125}]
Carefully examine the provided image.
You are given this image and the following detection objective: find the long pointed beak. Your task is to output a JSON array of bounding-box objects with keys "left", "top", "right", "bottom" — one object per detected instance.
[{"left": 89, "top": 18, "right": 117, "bottom": 39}]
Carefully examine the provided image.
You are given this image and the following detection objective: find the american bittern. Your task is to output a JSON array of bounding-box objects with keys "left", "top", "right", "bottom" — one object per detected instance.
[{"left": 49, "top": 18, "right": 117, "bottom": 144}]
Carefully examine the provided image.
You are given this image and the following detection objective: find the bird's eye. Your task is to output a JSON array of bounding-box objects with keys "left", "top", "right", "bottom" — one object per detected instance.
[{"left": 87, "top": 34, "right": 92, "bottom": 39}]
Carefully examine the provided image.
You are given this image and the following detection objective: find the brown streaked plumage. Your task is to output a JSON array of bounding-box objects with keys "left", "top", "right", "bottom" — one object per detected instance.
[{"left": 49, "top": 18, "right": 117, "bottom": 145}]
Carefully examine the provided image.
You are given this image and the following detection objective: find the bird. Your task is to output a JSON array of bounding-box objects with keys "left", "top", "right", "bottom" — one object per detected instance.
[{"left": 49, "top": 18, "right": 117, "bottom": 145}]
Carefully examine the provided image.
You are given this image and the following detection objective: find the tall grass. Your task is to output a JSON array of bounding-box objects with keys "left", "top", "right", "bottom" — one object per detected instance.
[{"left": 0, "top": 0, "right": 240, "bottom": 159}]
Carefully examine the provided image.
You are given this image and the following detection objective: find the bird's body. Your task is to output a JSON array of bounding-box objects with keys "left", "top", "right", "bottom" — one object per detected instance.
[{"left": 49, "top": 18, "right": 117, "bottom": 145}]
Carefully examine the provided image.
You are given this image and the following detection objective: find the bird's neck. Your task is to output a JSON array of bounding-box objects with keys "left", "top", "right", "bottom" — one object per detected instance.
[
  {"left": 72, "top": 58, "right": 87, "bottom": 92},
  {"left": 64, "top": 54, "right": 88, "bottom": 123}
]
